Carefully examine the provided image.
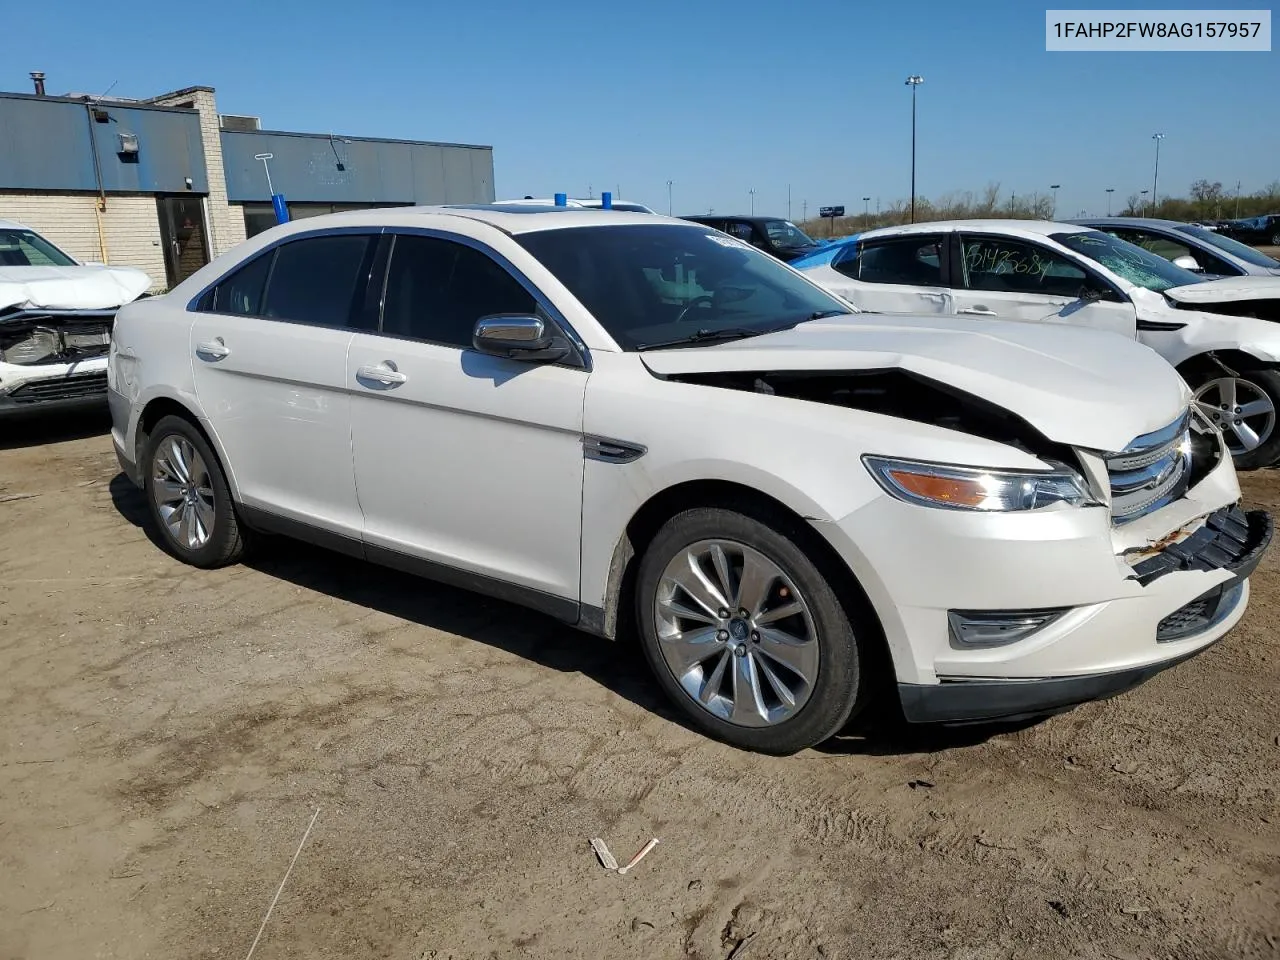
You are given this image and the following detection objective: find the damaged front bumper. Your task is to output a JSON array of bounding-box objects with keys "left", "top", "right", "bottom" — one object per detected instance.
[
  {"left": 818, "top": 432, "right": 1271, "bottom": 724},
  {"left": 0, "top": 308, "right": 114, "bottom": 417}
]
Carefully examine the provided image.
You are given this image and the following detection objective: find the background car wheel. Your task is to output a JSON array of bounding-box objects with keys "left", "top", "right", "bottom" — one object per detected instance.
[
  {"left": 1192, "top": 368, "right": 1280, "bottom": 470},
  {"left": 143, "top": 415, "right": 246, "bottom": 568},
  {"left": 635, "top": 505, "right": 867, "bottom": 754}
]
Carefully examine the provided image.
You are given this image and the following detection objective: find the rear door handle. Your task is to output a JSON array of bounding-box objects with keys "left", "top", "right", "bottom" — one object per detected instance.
[
  {"left": 195, "top": 338, "right": 230, "bottom": 361},
  {"left": 356, "top": 362, "right": 408, "bottom": 387},
  {"left": 958, "top": 308, "right": 997, "bottom": 317}
]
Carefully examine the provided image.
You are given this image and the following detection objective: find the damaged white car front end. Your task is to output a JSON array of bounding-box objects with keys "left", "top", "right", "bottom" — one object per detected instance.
[{"left": 0, "top": 221, "right": 151, "bottom": 417}]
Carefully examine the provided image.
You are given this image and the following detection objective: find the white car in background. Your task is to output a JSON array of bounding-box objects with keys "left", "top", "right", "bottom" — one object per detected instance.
[
  {"left": 1, "top": 219, "right": 151, "bottom": 418},
  {"left": 793, "top": 220, "right": 1280, "bottom": 468},
  {"left": 108, "top": 206, "right": 1269, "bottom": 754}
]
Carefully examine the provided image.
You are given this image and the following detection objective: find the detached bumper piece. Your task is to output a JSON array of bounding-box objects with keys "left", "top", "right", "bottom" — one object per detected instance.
[{"left": 1130, "top": 506, "right": 1273, "bottom": 587}]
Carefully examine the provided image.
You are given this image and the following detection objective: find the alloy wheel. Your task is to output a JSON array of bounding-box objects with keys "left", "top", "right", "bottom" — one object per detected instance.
[
  {"left": 1193, "top": 377, "right": 1277, "bottom": 455},
  {"left": 653, "top": 539, "right": 819, "bottom": 727},
  {"left": 151, "top": 435, "right": 216, "bottom": 550}
]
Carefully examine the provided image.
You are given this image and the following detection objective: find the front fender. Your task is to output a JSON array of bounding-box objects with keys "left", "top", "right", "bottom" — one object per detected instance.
[{"left": 1141, "top": 311, "right": 1280, "bottom": 367}]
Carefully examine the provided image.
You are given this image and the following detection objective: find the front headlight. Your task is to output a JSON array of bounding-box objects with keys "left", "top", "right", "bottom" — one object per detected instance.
[{"left": 863, "top": 455, "right": 1098, "bottom": 512}]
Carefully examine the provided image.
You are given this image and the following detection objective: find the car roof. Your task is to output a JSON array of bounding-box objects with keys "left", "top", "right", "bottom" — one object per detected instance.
[
  {"left": 856, "top": 219, "right": 1092, "bottom": 241},
  {"left": 0, "top": 218, "right": 30, "bottom": 230},
  {"left": 1067, "top": 217, "right": 1196, "bottom": 231},
  {"left": 275, "top": 204, "right": 689, "bottom": 235},
  {"left": 681, "top": 214, "right": 789, "bottom": 224}
]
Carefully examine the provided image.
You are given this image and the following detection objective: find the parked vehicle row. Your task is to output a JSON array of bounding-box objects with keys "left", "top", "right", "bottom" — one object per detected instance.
[
  {"left": 107, "top": 205, "right": 1272, "bottom": 754},
  {"left": 791, "top": 220, "right": 1280, "bottom": 468}
]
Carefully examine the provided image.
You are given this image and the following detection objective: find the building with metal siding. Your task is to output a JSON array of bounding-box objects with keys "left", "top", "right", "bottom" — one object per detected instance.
[{"left": 0, "top": 80, "right": 495, "bottom": 291}]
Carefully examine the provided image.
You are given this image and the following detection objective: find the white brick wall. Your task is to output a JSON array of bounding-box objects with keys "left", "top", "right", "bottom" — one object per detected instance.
[
  {"left": 0, "top": 193, "right": 167, "bottom": 292},
  {"left": 147, "top": 88, "right": 246, "bottom": 257}
]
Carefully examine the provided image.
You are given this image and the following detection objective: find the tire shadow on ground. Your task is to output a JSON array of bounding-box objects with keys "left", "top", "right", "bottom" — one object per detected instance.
[
  {"left": 107, "top": 470, "right": 1053, "bottom": 757},
  {"left": 0, "top": 408, "right": 110, "bottom": 450}
]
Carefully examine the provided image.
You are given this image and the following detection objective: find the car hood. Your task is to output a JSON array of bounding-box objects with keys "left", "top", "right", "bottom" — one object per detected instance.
[
  {"left": 1164, "top": 275, "right": 1280, "bottom": 304},
  {"left": 639, "top": 315, "right": 1190, "bottom": 453},
  {"left": 0, "top": 264, "right": 152, "bottom": 312}
]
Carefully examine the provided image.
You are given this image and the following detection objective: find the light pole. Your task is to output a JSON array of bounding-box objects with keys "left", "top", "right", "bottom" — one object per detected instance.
[
  {"left": 666, "top": 179, "right": 673, "bottom": 216},
  {"left": 1140, "top": 189, "right": 1149, "bottom": 216},
  {"left": 863, "top": 196, "right": 871, "bottom": 229},
  {"left": 905, "top": 75, "right": 924, "bottom": 223},
  {"left": 1050, "top": 184, "right": 1061, "bottom": 218},
  {"left": 1105, "top": 187, "right": 1115, "bottom": 215},
  {"left": 802, "top": 200, "right": 808, "bottom": 222},
  {"left": 749, "top": 188, "right": 756, "bottom": 215},
  {"left": 787, "top": 183, "right": 792, "bottom": 220},
  {"left": 1151, "top": 133, "right": 1165, "bottom": 214}
]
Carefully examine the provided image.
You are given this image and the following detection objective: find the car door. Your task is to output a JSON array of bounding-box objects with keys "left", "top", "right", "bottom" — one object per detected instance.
[
  {"left": 821, "top": 234, "right": 952, "bottom": 314},
  {"left": 951, "top": 232, "right": 1137, "bottom": 337},
  {"left": 189, "top": 231, "right": 379, "bottom": 539},
  {"left": 346, "top": 230, "right": 588, "bottom": 604}
]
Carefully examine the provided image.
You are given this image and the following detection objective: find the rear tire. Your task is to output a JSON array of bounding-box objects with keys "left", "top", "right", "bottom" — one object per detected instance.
[
  {"left": 635, "top": 505, "right": 867, "bottom": 754},
  {"left": 142, "top": 415, "right": 246, "bottom": 568}
]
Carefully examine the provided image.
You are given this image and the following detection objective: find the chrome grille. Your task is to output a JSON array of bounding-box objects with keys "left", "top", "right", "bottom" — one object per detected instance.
[{"left": 1104, "top": 411, "right": 1192, "bottom": 524}]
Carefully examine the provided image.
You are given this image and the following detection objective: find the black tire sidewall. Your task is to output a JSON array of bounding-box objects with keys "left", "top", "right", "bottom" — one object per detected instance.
[
  {"left": 142, "top": 415, "right": 242, "bottom": 568},
  {"left": 635, "top": 506, "right": 864, "bottom": 754},
  {"left": 1209, "top": 366, "right": 1280, "bottom": 470}
]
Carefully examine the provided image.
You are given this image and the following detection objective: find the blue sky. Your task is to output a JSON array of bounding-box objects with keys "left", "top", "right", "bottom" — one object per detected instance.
[{"left": 4, "top": 0, "right": 1276, "bottom": 220}]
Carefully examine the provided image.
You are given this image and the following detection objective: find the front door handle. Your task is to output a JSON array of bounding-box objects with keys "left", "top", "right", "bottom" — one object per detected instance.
[
  {"left": 356, "top": 362, "right": 408, "bottom": 387},
  {"left": 195, "top": 338, "right": 230, "bottom": 361},
  {"left": 958, "top": 307, "right": 998, "bottom": 317}
]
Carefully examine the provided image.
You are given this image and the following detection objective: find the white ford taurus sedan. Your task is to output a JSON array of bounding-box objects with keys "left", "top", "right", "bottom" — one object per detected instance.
[{"left": 107, "top": 205, "right": 1270, "bottom": 753}]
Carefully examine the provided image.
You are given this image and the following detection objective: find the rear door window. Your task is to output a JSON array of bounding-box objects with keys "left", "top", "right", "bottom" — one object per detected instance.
[
  {"left": 260, "top": 235, "right": 376, "bottom": 328},
  {"left": 836, "top": 236, "right": 945, "bottom": 286}
]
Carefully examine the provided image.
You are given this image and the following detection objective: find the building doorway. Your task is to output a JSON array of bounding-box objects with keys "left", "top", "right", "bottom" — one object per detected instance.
[{"left": 157, "top": 195, "right": 209, "bottom": 288}]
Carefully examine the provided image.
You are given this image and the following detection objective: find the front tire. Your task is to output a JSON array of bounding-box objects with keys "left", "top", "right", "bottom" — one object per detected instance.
[
  {"left": 1192, "top": 366, "right": 1280, "bottom": 470},
  {"left": 143, "top": 415, "right": 246, "bottom": 568},
  {"left": 635, "top": 505, "right": 866, "bottom": 754}
]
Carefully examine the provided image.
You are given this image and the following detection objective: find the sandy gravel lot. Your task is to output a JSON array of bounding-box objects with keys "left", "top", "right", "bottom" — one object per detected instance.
[{"left": 2, "top": 413, "right": 1278, "bottom": 960}]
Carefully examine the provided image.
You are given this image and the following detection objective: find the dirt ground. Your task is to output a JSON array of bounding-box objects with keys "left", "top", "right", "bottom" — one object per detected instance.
[{"left": 2, "top": 414, "right": 1278, "bottom": 960}]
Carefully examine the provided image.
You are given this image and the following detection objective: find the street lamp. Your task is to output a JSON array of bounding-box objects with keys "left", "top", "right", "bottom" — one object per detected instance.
[
  {"left": 1151, "top": 133, "right": 1165, "bottom": 213},
  {"left": 863, "top": 196, "right": 871, "bottom": 229},
  {"left": 666, "top": 179, "right": 673, "bottom": 216},
  {"left": 905, "top": 75, "right": 924, "bottom": 223},
  {"left": 749, "top": 188, "right": 756, "bottom": 215},
  {"left": 1050, "top": 184, "right": 1061, "bottom": 218},
  {"left": 787, "top": 183, "right": 792, "bottom": 220},
  {"left": 1140, "top": 189, "right": 1149, "bottom": 216},
  {"left": 1105, "top": 187, "right": 1115, "bottom": 215}
]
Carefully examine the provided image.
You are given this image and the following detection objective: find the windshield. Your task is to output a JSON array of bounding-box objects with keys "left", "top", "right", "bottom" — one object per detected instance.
[
  {"left": 1052, "top": 230, "right": 1200, "bottom": 292},
  {"left": 0, "top": 228, "right": 77, "bottom": 267},
  {"left": 1175, "top": 224, "right": 1280, "bottom": 269},
  {"left": 513, "top": 224, "right": 852, "bottom": 350},
  {"left": 764, "top": 220, "right": 816, "bottom": 248}
]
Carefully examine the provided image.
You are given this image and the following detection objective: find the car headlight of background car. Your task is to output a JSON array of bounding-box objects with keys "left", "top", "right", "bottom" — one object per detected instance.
[{"left": 863, "top": 456, "right": 1098, "bottom": 512}]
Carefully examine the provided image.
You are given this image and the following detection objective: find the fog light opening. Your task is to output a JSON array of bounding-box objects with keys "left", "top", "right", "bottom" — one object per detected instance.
[{"left": 947, "top": 609, "right": 1070, "bottom": 649}]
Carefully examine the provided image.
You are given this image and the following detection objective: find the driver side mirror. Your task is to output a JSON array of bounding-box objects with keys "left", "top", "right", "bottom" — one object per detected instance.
[
  {"left": 472, "top": 314, "right": 569, "bottom": 363},
  {"left": 1171, "top": 255, "right": 1203, "bottom": 272}
]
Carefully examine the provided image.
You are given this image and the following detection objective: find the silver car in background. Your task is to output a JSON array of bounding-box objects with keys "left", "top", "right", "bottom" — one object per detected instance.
[{"left": 1072, "top": 217, "right": 1280, "bottom": 279}]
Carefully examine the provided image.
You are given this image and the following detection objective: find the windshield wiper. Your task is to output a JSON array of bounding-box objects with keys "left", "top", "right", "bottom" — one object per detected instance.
[
  {"left": 636, "top": 323, "right": 797, "bottom": 351},
  {"left": 806, "top": 309, "right": 851, "bottom": 320}
]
